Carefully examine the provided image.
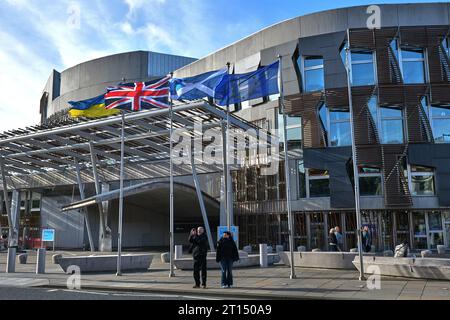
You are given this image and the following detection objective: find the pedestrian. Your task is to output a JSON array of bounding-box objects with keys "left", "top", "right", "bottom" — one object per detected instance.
[
  {"left": 328, "top": 228, "right": 338, "bottom": 252},
  {"left": 216, "top": 231, "right": 239, "bottom": 288},
  {"left": 188, "top": 226, "right": 208, "bottom": 289},
  {"left": 334, "top": 226, "right": 343, "bottom": 251},
  {"left": 361, "top": 225, "right": 372, "bottom": 253}
]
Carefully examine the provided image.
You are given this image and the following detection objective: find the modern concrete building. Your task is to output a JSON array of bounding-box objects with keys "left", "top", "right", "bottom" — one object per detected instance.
[{"left": 1, "top": 3, "right": 450, "bottom": 253}]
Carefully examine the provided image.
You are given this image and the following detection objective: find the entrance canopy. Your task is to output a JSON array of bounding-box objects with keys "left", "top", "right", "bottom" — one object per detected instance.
[{"left": 0, "top": 101, "right": 272, "bottom": 190}]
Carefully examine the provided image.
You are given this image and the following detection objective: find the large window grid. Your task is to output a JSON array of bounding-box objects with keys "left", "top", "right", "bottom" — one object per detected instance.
[
  {"left": 391, "top": 39, "right": 428, "bottom": 84},
  {"left": 406, "top": 165, "right": 435, "bottom": 196},
  {"left": 300, "top": 56, "right": 324, "bottom": 92},
  {"left": 305, "top": 168, "right": 330, "bottom": 198},
  {"left": 278, "top": 111, "right": 302, "bottom": 151},
  {"left": 349, "top": 50, "right": 377, "bottom": 86},
  {"left": 358, "top": 166, "right": 383, "bottom": 196},
  {"left": 318, "top": 103, "right": 351, "bottom": 147}
]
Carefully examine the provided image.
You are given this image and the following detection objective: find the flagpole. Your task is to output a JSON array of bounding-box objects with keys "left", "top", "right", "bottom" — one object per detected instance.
[
  {"left": 345, "top": 29, "right": 365, "bottom": 281},
  {"left": 169, "top": 72, "right": 175, "bottom": 278},
  {"left": 278, "top": 55, "right": 296, "bottom": 279},
  {"left": 226, "top": 62, "right": 232, "bottom": 232},
  {"left": 116, "top": 110, "right": 125, "bottom": 276}
]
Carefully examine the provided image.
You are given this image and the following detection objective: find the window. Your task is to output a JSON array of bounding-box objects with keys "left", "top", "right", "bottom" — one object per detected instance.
[
  {"left": 318, "top": 104, "right": 351, "bottom": 147},
  {"left": 278, "top": 112, "right": 302, "bottom": 151},
  {"left": 380, "top": 106, "right": 404, "bottom": 144},
  {"left": 306, "top": 169, "right": 330, "bottom": 198},
  {"left": 430, "top": 106, "right": 450, "bottom": 143},
  {"left": 369, "top": 95, "right": 405, "bottom": 144},
  {"left": 350, "top": 50, "right": 376, "bottom": 86},
  {"left": 359, "top": 166, "right": 382, "bottom": 196},
  {"left": 301, "top": 56, "right": 324, "bottom": 92},
  {"left": 408, "top": 165, "right": 435, "bottom": 196},
  {"left": 391, "top": 40, "right": 427, "bottom": 84}
]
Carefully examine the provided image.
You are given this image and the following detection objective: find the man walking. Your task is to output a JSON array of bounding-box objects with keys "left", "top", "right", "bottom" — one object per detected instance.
[
  {"left": 216, "top": 231, "right": 239, "bottom": 288},
  {"left": 188, "top": 226, "right": 208, "bottom": 288}
]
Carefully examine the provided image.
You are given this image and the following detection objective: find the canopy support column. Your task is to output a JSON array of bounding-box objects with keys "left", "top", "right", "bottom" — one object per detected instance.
[
  {"left": 89, "top": 143, "right": 112, "bottom": 252},
  {"left": 190, "top": 155, "right": 215, "bottom": 252},
  {"left": 74, "top": 159, "right": 95, "bottom": 252}
]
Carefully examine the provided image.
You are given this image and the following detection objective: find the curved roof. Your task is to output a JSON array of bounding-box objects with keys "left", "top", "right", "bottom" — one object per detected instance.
[{"left": 174, "top": 2, "right": 450, "bottom": 77}]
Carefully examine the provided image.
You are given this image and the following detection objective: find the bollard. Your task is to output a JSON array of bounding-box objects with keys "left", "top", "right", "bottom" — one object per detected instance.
[
  {"left": 36, "top": 248, "right": 46, "bottom": 274},
  {"left": 6, "top": 247, "right": 16, "bottom": 273},
  {"left": 259, "top": 244, "right": 268, "bottom": 268},
  {"left": 175, "top": 245, "right": 183, "bottom": 259}
]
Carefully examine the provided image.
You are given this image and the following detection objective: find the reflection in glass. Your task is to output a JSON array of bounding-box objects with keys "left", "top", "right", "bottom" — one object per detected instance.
[
  {"left": 359, "top": 176, "right": 382, "bottom": 196},
  {"left": 330, "top": 122, "right": 351, "bottom": 146},
  {"left": 381, "top": 119, "right": 404, "bottom": 144},
  {"left": 402, "top": 61, "right": 425, "bottom": 84},
  {"left": 428, "top": 212, "right": 442, "bottom": 231},
  {"left": 305, "top": 69, "right": 324, "bottom": 92},
  {"left": 309, "top": 179, "right": 330, "bottom": 197},
  {"left": 411, "top": 175, "right": 435, "bottom": 196},
  {"left": 432, "top": 119, "right": 450, "bottom": 143},
  {"left": 352, "top": 63, "right": 375, "bottom": 86}
]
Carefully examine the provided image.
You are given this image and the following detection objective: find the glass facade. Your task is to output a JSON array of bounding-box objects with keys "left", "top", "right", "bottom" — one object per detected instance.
[
  {"left": 235, "top": 210, "right": 449, "bottom": 252},
  {"left": 430, "top": 106, "right": 450, "bottom": 143},
  {"left": 318, "top": 104, "right": 351, "bottom": 147},
  {"left": 301, "top": 56, "right": 324, "bottom": 92},
  {"left": 380, "top": 107, "right": 404, "bottom": 144},
  {"left": 351, "top": 50, "right": 376, "bottom": 86}
]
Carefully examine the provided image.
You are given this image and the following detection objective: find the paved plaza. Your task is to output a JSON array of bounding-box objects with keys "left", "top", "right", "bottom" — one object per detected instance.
[{"left": 0, "top": 251, "right": 449, "bottom": 300}]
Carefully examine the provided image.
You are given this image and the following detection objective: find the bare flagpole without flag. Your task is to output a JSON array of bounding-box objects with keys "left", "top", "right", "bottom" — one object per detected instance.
[
  {"left": 116, "top": 110, "right": 125, "bottom": 276},
  {"left": 278, "top": 55, "right": 296, "bottom": 279},
  {"left": 169, "top": 72, "right": 175, "bottom": 277},
  {"left": 345, "top": 29, "right": 365, "bottom": 281}
]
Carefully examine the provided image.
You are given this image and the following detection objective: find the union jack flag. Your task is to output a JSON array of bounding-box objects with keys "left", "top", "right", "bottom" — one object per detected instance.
[{"left": 105, "top": 76, "right": 170, "bottom": 111}]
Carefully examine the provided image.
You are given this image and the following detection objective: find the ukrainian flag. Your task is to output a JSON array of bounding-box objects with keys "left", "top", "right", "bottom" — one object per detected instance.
[{"left": 68, "top": 94, "right": 120, "bottom": 118}]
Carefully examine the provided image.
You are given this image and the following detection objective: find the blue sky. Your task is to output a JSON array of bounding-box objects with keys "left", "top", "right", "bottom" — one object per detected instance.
[{"left": 0, "top": 0, "right": 442, "bottom": 130}]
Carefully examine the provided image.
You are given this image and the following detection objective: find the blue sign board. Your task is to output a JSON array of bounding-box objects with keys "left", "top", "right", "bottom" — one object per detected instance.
[
  {"left": 217, "top": 226, "right": 239, "bottom": 247},
  {"left": 42, "top": 229, "right": 55, "bottom": 242}
]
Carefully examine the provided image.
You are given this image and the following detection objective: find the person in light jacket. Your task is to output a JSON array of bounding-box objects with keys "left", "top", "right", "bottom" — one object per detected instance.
[{"left": 216, "top": 231, "right": 239, "bottom": 288}]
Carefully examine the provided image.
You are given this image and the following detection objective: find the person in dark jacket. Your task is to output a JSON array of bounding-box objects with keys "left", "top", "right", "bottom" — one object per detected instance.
[
  {"left": 362, "top": 225, "right": 372, "bottom": 253},
  {"left": 188, "top": 226, "right": 209, "bottom": 288},
  {"left": 328, "top": 228, "right": 338, "bottom": 252},
  {"left": 216, "top": 231, "right": 239, "bottom": 288}
]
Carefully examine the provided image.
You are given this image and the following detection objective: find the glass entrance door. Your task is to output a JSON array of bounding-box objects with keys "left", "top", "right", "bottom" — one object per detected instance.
[
  {"left": 427, "top": 211, "right": 444, "bottom": 249},
  {"left": 444, "top": 211, "right": 450, "bottom": 248},
  {"left": 412, "top": 212, "right": 427, "bottom": 250},
  {"left": 309, "top": 212, "right": 325, "bottom": 250}
]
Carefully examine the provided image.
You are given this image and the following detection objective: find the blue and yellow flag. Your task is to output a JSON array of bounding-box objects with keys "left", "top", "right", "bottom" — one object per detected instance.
[{"left": 68, "top": 94, "right": 120, "bottom": 118}]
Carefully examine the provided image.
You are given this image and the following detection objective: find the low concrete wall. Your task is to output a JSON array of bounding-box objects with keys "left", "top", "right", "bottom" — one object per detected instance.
[
  {"left": 173, "top": 252, "right": 280, "bottom": 270},
  {"left": 279, "top": 251, "right": 371, "bottom": 270},
  {"left": 57, "top": 254, "right": 153, "bottom": 274},
  {"left": 353, "top": 256, "right": 450, "bottom": 280}
]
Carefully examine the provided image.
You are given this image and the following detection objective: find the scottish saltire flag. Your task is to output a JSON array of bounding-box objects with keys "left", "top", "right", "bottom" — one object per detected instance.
[
  {"left": 215, "top": 60, "right": 280, "bottom": 106},
  {"left": 68, "top": 94, "right": 119, "bottom": 118},
  {"left": 105, "top": 76, "right": 170, "bottom": 111},
  {"left": 169, "top": 68, "right": 227, "bottom": 101}
]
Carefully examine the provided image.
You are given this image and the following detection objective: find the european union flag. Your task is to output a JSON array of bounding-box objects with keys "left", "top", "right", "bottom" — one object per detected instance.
[{"left": 215, "top": 60, "right": 280, "bottom": 106}]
